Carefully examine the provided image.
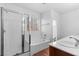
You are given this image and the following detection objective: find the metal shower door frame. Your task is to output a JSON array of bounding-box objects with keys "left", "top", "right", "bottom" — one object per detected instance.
[{"left": 0, "top": 7, "right": 4, "bottom": 56}]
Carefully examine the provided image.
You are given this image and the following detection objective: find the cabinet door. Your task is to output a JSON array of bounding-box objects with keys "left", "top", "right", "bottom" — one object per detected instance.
[
  {"left": 49, "top": 46, "right": 73, "bottom": 56},
  {"left": 54, "top": 47, "right": 73, "bottom": 56},
  {"left": 49, "top": 46, "right": 54, "bottom": 56},
  {"left": 3, "top": 10, "right": 22, "bottom": 56}
]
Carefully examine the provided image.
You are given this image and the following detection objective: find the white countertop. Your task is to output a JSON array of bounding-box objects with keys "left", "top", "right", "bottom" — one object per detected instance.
[{"left": 49, "top": 35, "right": 79, "bottom": 56}]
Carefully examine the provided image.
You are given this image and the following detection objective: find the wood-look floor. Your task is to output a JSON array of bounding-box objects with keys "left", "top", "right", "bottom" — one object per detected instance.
[{"left": 33, "top": 48, "right": 49, "bottom": 56}]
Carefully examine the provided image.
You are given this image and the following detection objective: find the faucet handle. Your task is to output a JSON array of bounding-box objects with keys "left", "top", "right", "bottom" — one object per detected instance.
[{"left": 69, "top": 36, "right": 79, "bottom": 42}]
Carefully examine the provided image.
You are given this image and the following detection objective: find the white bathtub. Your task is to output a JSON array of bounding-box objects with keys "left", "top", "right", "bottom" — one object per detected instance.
[{"left": 31, "top": 40, "right": 50, "bottom": 55}]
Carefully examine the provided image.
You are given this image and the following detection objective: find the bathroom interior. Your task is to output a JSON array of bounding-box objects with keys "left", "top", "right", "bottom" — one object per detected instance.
[{"left": 0, "top": 3, "right": 79, "bottom": 56}]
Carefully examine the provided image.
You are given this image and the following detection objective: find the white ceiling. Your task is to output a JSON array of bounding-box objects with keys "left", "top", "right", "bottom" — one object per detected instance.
[{"left": 14, "top": 3, "right": 79, "bottom": 14}]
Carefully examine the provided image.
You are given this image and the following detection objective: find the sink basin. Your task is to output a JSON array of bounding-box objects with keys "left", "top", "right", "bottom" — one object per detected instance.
[{"left": 57, "top": 37, "right": 79, "bottom": 48}]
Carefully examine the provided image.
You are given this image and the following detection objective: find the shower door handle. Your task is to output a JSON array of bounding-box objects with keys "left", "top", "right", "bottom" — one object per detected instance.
[{"left": 29, "top": 34, "right": 31, "bottom": 44}]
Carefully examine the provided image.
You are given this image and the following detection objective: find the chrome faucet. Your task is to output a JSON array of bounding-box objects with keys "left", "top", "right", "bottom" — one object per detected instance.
[{"left": 69, "top": 37, "right": 79, "bottom": 47}]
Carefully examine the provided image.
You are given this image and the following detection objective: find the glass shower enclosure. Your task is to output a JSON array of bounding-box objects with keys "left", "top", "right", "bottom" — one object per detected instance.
[{"left": 0, "top": 7, "right": 30, "bottom": 56}]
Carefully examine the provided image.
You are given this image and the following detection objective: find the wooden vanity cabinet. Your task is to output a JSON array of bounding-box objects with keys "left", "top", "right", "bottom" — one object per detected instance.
[{"left": 49, "top": 46, "right": 74, "bottom": 56}]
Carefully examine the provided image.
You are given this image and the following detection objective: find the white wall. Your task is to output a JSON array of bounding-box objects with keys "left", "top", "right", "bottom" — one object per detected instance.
[{"left": 60, "top": 9, "right": 79, "bottom": 38}]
